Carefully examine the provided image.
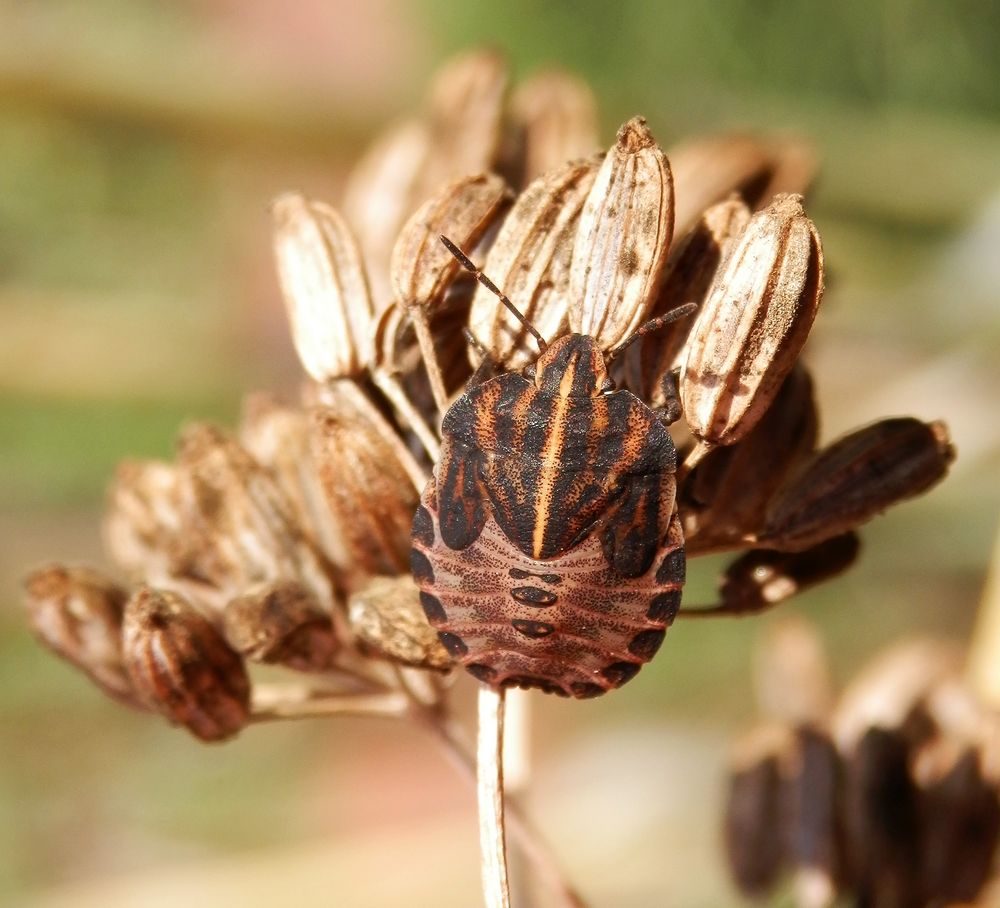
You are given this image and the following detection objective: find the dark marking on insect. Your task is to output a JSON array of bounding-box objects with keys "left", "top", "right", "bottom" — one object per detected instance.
[
  {"left": 419, "top": 591, "right": 446, "bottom": 623},
  {"left": 410, "top": 239, "right": 686, "bottom": 699},
  {"left": 410, "top": 549, "right": 434, "bottom": 584}
]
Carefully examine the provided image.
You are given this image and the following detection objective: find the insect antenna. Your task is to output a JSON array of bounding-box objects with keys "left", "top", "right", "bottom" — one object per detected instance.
[
  {"left": 605, "top": 302, "right": 698, "bottom": 365},
  {"left": 439, "top": 235, "right": 547, "bottom": 352}
]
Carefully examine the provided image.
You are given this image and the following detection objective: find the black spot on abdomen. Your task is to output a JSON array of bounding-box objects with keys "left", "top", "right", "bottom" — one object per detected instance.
[
  {"left": 511, "top": 586, "right": 558, "bottom": 606},
  {"left": 511, "top": 619, "right": 556, "bottom": 639}
]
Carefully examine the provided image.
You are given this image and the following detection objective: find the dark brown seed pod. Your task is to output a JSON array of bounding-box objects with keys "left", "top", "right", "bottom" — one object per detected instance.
[
  {"left": 724, "top": 725, "right": 790, "bottom": 897},
  {"left": 348, "top": 575, "right": 453, "bottom": 671},
  {"left": 683, "top": 365, "right": 818, "bottom": 550},
  {"left": 23, "top": 564, "right": 138, "bottom": 707},
  {"left": 717, "top": 534, "right": 861, "bottom": 617},
  {"left": 122, "top": 587, "right": 250, "bottom": 742},
  {"left": 760, "top": 418, "right": 956, "bottom": 552},
  {"left": 681, "top": 193, "right": 824, "bottom": 447},
  {"left": 223, "top": 581, "right": 339, "bottom": 673}
]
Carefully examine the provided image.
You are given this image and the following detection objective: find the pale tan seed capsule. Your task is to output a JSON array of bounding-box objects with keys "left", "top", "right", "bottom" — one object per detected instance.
[
  {"left": 754, "top": 614, "right": 834, "bottom": 728},
  {"left": 348, "top": 575, "right": 453, "bottom": 671},
  {"left": 308, "top": 380, "right": 422, "bottom": 584},
  {"left": 668, "top": 134, "right": 775, "bottom": 240},
  {"left": 759, "top": 137, "right": 819, "bottom": 201},
  {"left": 683, "top": 365, "right": 817, "bottom": 549},
  {"left": 760, "top": 418, "right": 955, "bottom": 552},
  {"left": 468, "top": 155, "right": 602, "bottom": 368},
  {"left": 681, "top": 193, "right": 824, "bottom": 447},
  {"left": 123, "top": 587, "right": 250, "bottom": 742},
  {"left": 223, "top": 581, "right": 339, "bottom": 672},
  {"left": 508, "top": 70, "right": 600, "bottom": 185},
  {"left": 174, "top": 423, "right": 335, "bottom": 608},
  {"left": 569, "top": 117, "right": 674, "bottom": 349},
  {"left": 272, "top": 193, "right": 375, "bottom": 381},
  {"left": 24, "top": 564, "right": 138, "bottom": 706},
  {"left": 343, "top": 117, "right": 433, "bottom": 305},
  {"left": 637, "top": 196, "right": 752, "bottom": 406},
  {"left": 391, "top": 173, "right": 510, "bottom": 311},
  {"left": 103, "top": 459, "right": 186, "bottom": 585}
]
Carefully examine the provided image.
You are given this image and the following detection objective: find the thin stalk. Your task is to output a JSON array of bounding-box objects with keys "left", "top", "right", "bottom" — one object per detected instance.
[
  {"left": 371, "top": 367, "right": 442, "bottom": 461},
  {"left": 477, "top": 685, "right": 511, "bottom": 908},
  {"left": 411, "top": 311, "right": 451, "bottom": 418},
  {"left": 250, "top": 686, "right": 407, "bottom": 722}
]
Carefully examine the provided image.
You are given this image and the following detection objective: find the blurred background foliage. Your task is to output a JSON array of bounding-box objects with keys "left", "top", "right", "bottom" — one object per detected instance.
[{"left": 1, "top": 1, "right": 998, "bottom": 905}]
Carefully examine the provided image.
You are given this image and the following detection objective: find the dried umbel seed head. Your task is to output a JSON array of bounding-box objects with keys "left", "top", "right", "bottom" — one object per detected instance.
[
  {"left": 468, "top": 155, "right": 601, "bottom": 368},
  {"left": 308, "top": 380, "right": 422, "bottom": 584},
  {"left": 719, "top": 534, "right": 861, "bottom": 618},
  {"left": 681, "top": 193, "right": 824, "bottom": 447},
  {"left": 391, "top": 173, "right": 510, "bottom": 311},
  {"left": 122, "top": 587, "right": 250, "bottom": 742},
  {"left": 636, "top": 196, "right": 751, "bottom": 406},
  {"left": 348, "top": 575, "right": 453, "bottom": 671},
  {"left": 569, "top": 117, "right": 674, "bottom": 349},
  {"left": 682, "top": 365, "right": 818, "bottom": 549},
  {"left": 761, "top": 418, "right": 956, "bottom": 552},
  {"left": 272, "top": 193, "right": 374, "bottom": 381},
  {"left": 223, "top": 581, "right": 339, "bottom": 673},
  {"left": 507, "top": 69, "right": 599, "bottom": 185},
  {"left": 24, "top": 564, "right": 137, "bottom": 706}
]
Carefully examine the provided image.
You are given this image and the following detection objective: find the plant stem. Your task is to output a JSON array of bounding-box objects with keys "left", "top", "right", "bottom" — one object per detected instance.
[
  {"left": 250, "top": 686, "right": 407, "bottom": 722},
  {"left": 477, "top": 685, "right": 511, "bottom": 908},
  {"left": 371, "top": 367, "right": 442, "bottom": 461},
  {"left": 411, "top": 311, "right": 451, "bottom": 418}
]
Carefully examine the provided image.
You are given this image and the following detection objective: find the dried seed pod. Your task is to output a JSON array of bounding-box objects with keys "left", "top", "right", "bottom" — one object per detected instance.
[
  {"left": 916, "top": 744, "right": 1000, "bottom": 904},
  {"left": 122, "top": 587, "right": 250, "bottom": 742},
  {"left": 223, "top": 581, "right": 339, "bottom": 672},
  {"left": 174, "top": 423, "right": 334, "bottom": 607},
  {"left": 391, "top": 173, "right": 510, "bottom": 311},
  {"left": 724, "top": 724, "right": 791, "bottom": 896},
  {"left": 507, "top": 69, "right": 599, "bottom": 185},
  {"left": 569, "top": 117, "right": 674, "bottom": 349},
  {"left": 760, "top": 418, "right": 955, "bottom": 552},
  {"left": 681, "top": 193, "right": 824, "bottom": 447},
  {"left": 719, "top": 534, "right": 860, "bottom": 618},
  {"left": 23, "top": 564, "right": 138, "bottom": 706},
  {"left": 683, "top": 365, "right": 817, "bottom": 548},
  {"left": 759, "top": 137, "right": 819, "bottom": 201},
  {"left": 781, "top": 726, "right": 842, "bottom": 902},
  {"left": 348, "top": 575, "right": 453, "bottom": 671},
  {"left": 668, "top": 133, "right": 775, "bottom": 240},
  {"left": 636, "top": 196, "right": 751, "bottom": 405},
  {"left": 103, "top": 459, "right": 184, "bottom": 583},
  {"left": 271, "top": 193, "right": 374, "bottom": 381},
  {"left": 308, "top": 380, "right": 422, "bottom": 583},
  {"left": 468, "top": 155, "right": 601, "bottom": 367},
  {"left": 342, "top": 117, "right": 433, "bottom": 304}
]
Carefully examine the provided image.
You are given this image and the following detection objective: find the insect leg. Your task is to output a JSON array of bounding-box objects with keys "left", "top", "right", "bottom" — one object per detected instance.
[{"left": 653, "top": 368, "right": 683, "bottom": 426}]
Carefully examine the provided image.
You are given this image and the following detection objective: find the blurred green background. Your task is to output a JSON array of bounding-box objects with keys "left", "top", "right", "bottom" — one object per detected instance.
[{"left": 2, "top": 1, "right": 999, "bottom": 905}]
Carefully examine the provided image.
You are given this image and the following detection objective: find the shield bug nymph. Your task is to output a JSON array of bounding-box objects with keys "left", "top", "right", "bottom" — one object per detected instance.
[{"left": 410, "top": 237, "right": 691, "bottom": 699}]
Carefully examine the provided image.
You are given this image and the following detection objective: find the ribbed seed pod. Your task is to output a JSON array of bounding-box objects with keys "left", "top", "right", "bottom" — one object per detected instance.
[
  {"left": 468, "top": 155, "right": 601, "bottom": 368},
  {"left": 761, "top": 418, "right": 955, "bottom": 552},
  {"left": 681, "top": 193, "right": 824, "bottom": 447},
  {"left": 271, "top": 193, "right": 374, "bottom": 381},
  {"left": 24, "top": 564, "right": 137, "bottom": 706},
  {"left": 636, "top": 196, "right": 751, "bottom": 406},
  {"left": 391, "top": 173, "right": 511, "bottom": 311},
  {"left": 507, "top": 70, "right": 599, "bottom": 185},
  {"left": 223, "top": 581, "right": 339, "bottom": 673},
  {"left": 569, "top": 117, "right": 674, "bottom": 350},
  {"left": 122, "top": 587, "right": 250, "bottom": 742},
  {"left": 348, "top": 575, "right": 453, "bottom": 671}
]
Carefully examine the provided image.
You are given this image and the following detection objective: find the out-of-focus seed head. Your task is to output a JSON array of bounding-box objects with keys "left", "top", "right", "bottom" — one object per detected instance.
[
  {"left": 272, "top": 193, "right": 374, "bottom": 381},
  {"left": 636, "top": 195, "right": 751, "bottom": 406},
  {"left": 308, "top": 381, "right": 422, "bottom": 584},
  {"left": 223, "top": 581, "right": 339, "bottom": 673},
  {"left": 24, "top": 564, "right": 138, "bottom": 706},
  {"left": 391, "top": 173, "right": 510, "bottom": 311},
  {"left": 569, "top": 117, "right": 674, "bottom": 350},
  {"left": 683, "top": 365, "right": 818, "bottom": 549},
  {"left": 348, "top": 575, "right": 453, "bottom": 671},
  {"left": 681, "top": 193, "right": 824, "bottom": 447},
  {"left": 468, "top": 155, "right": 601, "bottom": 368},
  {"left": 761, "top": 418, "right": 956, "bottom": 552},
  {"left": 507, "top": 70, "right": 599, "bottom": 185},
  {"left": 122, "top": 587, "right": 250, "bottom": 742}
]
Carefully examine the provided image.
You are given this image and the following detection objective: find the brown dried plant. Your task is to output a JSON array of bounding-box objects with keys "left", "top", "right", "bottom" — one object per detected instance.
[{"left": 24, "top": 50, "right": 958, "bottom": 908}]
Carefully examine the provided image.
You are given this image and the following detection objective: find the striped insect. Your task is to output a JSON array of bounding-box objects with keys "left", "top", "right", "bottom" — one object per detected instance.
[{"left": 410, "top": 238, "right": 691, "bottom": 698}]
